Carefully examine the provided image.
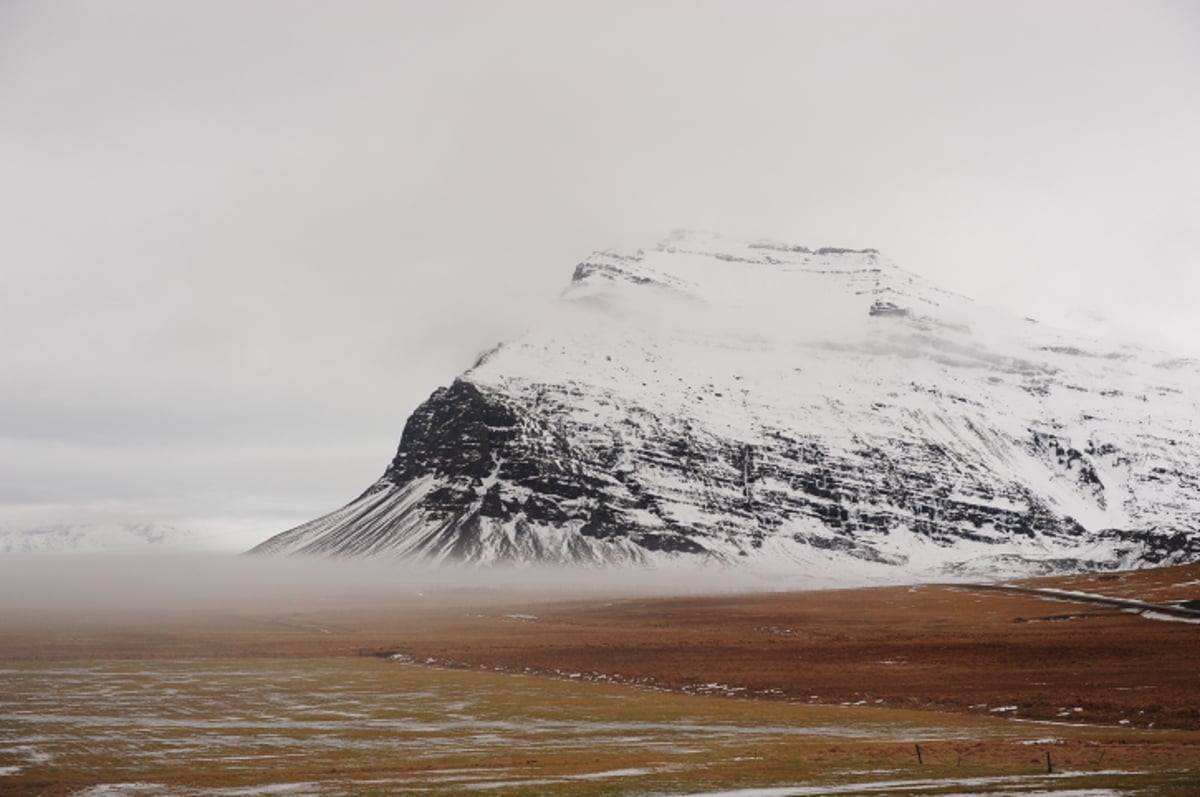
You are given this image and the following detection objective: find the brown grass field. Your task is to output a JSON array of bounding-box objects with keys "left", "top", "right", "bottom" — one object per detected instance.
[{"left": 2, "top": 561, "right": 1200, "bottom": 795}]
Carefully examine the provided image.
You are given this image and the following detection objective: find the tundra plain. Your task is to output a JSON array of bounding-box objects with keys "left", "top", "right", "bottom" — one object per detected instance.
[{"left": 2, "top": 560, "right": 1199, "bottom": 795}]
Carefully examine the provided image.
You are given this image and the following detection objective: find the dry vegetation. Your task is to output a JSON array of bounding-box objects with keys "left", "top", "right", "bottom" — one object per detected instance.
[
  {"left": 3, "top": 659, "right": 1199, "bottom": 796},
  {"left": 2, "top": 562, "right": 1200, "bottom": 795}
]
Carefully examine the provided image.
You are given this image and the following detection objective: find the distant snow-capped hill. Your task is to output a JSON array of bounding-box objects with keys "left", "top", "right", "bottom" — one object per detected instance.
[
  {"left": 252, "top": 230, "right": 1200, "bottom": 581},
  {"left": 0, "top": 522, "right": 198, "bottom": 554}
]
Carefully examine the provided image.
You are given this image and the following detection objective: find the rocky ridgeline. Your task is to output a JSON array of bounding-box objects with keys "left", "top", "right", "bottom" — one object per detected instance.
[{"left": 253, "top": 232, "right": 1200, "bottom": 581}]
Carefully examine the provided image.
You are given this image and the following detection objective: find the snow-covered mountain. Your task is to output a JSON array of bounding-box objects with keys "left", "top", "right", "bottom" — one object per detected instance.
[
  {"left": 0, "top": 522, "right": 198, "bottom": 554},
  {"left": 252, "top": 231, "right": 1200, "bottom": 580}
]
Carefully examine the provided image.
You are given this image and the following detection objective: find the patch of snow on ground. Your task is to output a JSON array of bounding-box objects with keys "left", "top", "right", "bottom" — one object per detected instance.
[
  {"left": 1140, "top": 610, "right": 1200, "bottom": 624},
  {"left": 647, "top": 771, "right": 1137, "bottom": 796},
  {"left": 73, "top": 784, "right": 329, "bottom": 796},
  {"left": 564, "top": 767, "right": 656, "bottom": 780},
  {"left": 72, "top": 785, "right": 169, "bottom": 796}
]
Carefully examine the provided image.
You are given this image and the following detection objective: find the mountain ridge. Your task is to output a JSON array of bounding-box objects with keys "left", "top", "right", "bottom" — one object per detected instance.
[
  {"left": 0, "top": 522, "right": 199, "bottom": 555},
  {"left": 252, "top": 232, "right": 1200, "bottom": 582}
]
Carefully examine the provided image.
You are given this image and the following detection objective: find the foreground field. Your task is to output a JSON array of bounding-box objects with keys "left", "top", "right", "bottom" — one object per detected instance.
[
  {"left": 1, "top": 560, "right": 1199, "bottom": 794},
  {"left": 2, "top": 658, "right": 1199, "bottom": 796}
]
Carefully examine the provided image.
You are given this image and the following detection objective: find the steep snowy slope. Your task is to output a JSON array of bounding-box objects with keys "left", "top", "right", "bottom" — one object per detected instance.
[
  {"left": 0, "top": 522, "right": 198, "bottom": 554},
  {"left": 252, "top": 231, "right": 1200, "bottom": 580}
]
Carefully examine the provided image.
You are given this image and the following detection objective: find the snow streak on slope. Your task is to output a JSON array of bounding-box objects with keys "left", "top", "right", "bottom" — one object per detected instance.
[{"left": 253, "top": 232, "right": 1200, "bottom": 581}]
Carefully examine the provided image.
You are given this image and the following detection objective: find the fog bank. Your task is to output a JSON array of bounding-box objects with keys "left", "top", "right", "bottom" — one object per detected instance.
[{"left": 0, "top": 553, "right": 859, "bottom": 617}]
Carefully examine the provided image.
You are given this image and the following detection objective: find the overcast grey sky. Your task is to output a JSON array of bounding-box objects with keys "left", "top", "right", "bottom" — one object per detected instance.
[{"left": 1, "top": 1, "right": 1197, "bottom": 547}]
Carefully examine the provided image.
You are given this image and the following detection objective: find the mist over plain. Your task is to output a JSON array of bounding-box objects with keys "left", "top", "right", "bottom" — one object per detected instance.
[{"left": 0, "top": 553, "right": 838, "bottom": 619}]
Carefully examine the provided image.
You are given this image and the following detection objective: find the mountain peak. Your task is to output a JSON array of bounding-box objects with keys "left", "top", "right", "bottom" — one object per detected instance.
[
  {"left": 657, "top": 228, "right": 881, "bottom": 258},
  {"left": 252, "top": 233, "right": 1200, "bottom": 581},
  {"left": 651, "top": 229, "right": 884, "bottom": 269},
  {"left": 566, "top": 233, "right": 902, "bottom": 321}
]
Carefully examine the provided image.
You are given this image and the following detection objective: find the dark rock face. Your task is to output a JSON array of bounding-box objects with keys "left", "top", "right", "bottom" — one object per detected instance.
[
  {"left": 374, "top": 379, "right": 705, "bottom": 555},
  {"left": 381, "top": 380, "right": 612, "bottom": 533},
  {"left": 256, "top": 376, "right": 1118, "bottom": 566},
  {"left": 869, "top": 300, "right": 910, "bottom": 317},
  {"left": 382, "top": 380, "right": 519, "bottom": 494}
]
